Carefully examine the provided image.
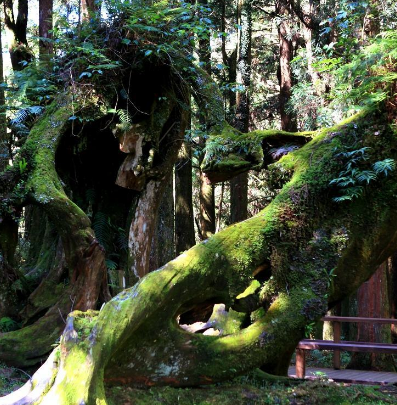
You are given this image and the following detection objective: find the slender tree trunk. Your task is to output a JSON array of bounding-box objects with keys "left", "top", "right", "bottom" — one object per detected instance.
[
  {"left": 276, "top": 1, "right": 297, "bottom": 132},
  {"left": 81, "top": 0, "right": 102, "bottom": 21},
  {"left": 3, "top": 0, "right": 32, "bottom": 70},
  {"left": 197, "top": 0, "right": 216, "bottom": 239},
  {"left": 39, "top": 0, "right": 53, "bottom": 61},
  {"left": 175, "top": 141, "right": 195, "bottom": 253},
  {"left": 230, "top": 0, "right": 251, "bottom": 224},
  {"left": 0, "top": 16, "right": 8, "bottom": 173},
  {"left": 198, "top": 166, "right": 215, "bottom": 239}
]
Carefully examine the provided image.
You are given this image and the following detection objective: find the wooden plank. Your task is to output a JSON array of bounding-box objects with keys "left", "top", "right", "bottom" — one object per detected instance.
[
  {"left": 322, "top": 316, "right": 397, "bottom": 324},
  {"left": 333, "top": 321, "right": 341, "bottom": 370},
  {"left": 295, "top": 349, "right": 305, "bottom": 379},
  {"left": 288, "top": 366, "right": 397, "bottom": 384},
  {"left": 297, "top": 340, "right": 397, "bottom": 354}
]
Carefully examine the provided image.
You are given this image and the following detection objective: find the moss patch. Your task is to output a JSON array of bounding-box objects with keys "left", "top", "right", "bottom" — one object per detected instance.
[{"left": 106, "top": 378, "right": 396, "bottom": 405}]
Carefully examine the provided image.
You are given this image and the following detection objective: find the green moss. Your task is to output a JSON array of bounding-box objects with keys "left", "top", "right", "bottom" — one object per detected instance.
[{"left": 106, "top": 378, "right": 395, "bottom": 405}]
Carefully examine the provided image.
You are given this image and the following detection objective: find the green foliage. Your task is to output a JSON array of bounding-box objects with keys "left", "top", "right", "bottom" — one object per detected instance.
[
  {"left": 0, "top": 317, "right": 20, "bottom": 333},
  {"left": 330, "top": 147, "right": 396, "bottom": 202},
  {"left": 323, "top": 31, "right": 397, "bottom": 120},
  {"left": 18, "top": 158, "right": 27, "bottom": 174},
  {"left": 92, "top": 212, "right": 128, "bottom": 274}
]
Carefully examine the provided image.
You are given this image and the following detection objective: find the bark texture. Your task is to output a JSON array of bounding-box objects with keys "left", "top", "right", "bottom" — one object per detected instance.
[
  {"left": 39, "top": 0, "right": 53, "bottom": 60},
  {"left": 175, "top": 141, "right": 195, "bottom": 253},
  {"left": 230, "top": 0, "right": 252, "bottom": 224},
  {"left": 3, "top": 0, "right": 32, "bottom": 70}
]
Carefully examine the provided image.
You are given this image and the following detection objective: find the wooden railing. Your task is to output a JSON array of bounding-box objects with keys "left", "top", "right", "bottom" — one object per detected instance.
[{"left": 295, "top": 316, "right": 397, "bottom": 378}]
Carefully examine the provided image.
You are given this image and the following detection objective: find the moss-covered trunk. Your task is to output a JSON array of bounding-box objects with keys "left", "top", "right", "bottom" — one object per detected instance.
[
  {"left": 3, "top": 102, "right": 397, "bottom": 403},
  {"left": 0, "top": 95, "right": 109, "bottom": 366}
]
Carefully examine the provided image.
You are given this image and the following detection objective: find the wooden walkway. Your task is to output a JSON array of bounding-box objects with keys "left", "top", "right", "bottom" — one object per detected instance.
[{"left": 288, "top": 366, "right": 397, "bottom": 385}]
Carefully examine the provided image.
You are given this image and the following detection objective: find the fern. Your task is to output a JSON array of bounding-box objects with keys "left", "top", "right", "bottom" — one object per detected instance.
[
  {"left": 356, "top": 170, "right": 377, "bottom": 184},
  {"left": 105, "top": 258, "right": 118, "bottom": 271},
  {"left": 117, "top": 109, "right": 132, "bottom": 124},
  {"left": 373, "top": 158, "right": 396, "bottom": 176},
  {"left": 92, "top": 212, "right": 112, "bottom": 250}
]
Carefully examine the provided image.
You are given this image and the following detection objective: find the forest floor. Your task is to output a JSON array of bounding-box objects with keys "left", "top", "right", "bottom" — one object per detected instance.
[
  {"left": 1, "top": 363, "right": 396, "bottom": 404},
  {"left": 105, "top": 377, "right": 397, "bottom": 405}
]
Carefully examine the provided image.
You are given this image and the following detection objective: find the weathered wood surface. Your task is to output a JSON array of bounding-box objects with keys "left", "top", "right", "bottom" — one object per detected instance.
[
  {"left": 322, "top": 316, "right": 397, "bottom": 324},
  {"left": 289, "top": 366, "right": 397, "bottom": 385},
  {"left": 297, "top": 339, "right": 397, "bottom": 354}
]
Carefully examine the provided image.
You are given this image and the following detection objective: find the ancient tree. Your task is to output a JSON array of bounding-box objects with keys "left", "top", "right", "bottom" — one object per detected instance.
[{"left": 1, "top": 2, "right": 397, "bottom": 404}]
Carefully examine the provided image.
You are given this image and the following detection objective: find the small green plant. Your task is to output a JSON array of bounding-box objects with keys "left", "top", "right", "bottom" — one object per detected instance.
[
  {"left": 330, "top": 146, "right": 395, "bottom": 202},
  {"left": 18, "top": 158, "right": 27, "bottom": 174},
  {"left": 0, "top": 317, "right": 20, "bottom": 332}
]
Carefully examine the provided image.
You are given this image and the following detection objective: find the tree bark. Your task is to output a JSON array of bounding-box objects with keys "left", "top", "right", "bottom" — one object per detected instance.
[
  {"left": 276, "top": 1, "right": 297, "bottom": 131},
  {"left": 230, "top": 0, "right": 252, "bottom": 224},
  {"left": 347, "top": 263, "right": 396, "bottom": 371},
  {"left": 197, "top": 0, "right": 216, "bottom": 239},
  {"left": 39, "top": 0, "right": 53, "bottom": 61},
  {"left": 3, "top": 0, "right": 32, "bottom": 70},
  {"left": 0, "top": 16, "right": 8, "bottom": 172},
  {"left": 175, "top": 141, "right": 195, "bottom": 253},
  {"left": 129, "top": 109, "right": 188, "bottom": 278},
  {"left": 82, "top": 0, "right": 102, "bottom": 21}
]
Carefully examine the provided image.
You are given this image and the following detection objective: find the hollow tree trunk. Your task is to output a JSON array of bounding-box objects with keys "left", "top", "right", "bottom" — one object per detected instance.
[
  {"left": 3, "top": 97, "right": 397, "bottom": 404},
  {"left": 0, "top": 95, "right": 109, "bottom": 366}
]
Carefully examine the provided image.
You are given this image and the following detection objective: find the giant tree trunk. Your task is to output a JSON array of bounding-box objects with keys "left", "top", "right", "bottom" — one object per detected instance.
[{"left": 3, "top": 97, "right": 397, "bottom": 403}]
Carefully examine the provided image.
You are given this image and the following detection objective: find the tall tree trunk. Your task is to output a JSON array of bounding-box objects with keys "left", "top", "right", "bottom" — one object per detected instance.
[
  {"left": 0, "top": 16, "right": 8, "bottom": 172},
  {"left": 39, "top": 0, "right": 53, "bottom": 61},
  {"left": 197, "top": 0, "right": 216, "bottom": 240},
  {"left": 129, "top": 110, "right": 188, "bottom": 279},
  {"left": 389, "top": 254, "right": 397, "bottom": 343},
  {"left": 276, "top": 1, "right": 297, "bottom": 132},
  {"left": 81, "top": 0, "right": 101, "bottom": 21},
  {"left": 230, "top": 0, "right": 251, "bottom": 224},
  {"left": 149, "top": 175, "right": 175, "bottom": 271},
  {"left": 3, "top": 0, "right": 32, "bottom": 70},
  {"left": 347, "top": 263, "right": 396, "bottom": 371},
  {"left": 175, "top": 141, "right": 195, "bottom": 254}
]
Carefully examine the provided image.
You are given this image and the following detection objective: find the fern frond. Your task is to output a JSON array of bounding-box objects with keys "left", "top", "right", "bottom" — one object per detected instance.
[
  {"left": 373, "top": 158, "right": 395, "bottom": 176},
  {"left": 117, "top": 109, "right": 132, "bottom": 124},
  {"left": 92, "top": 212, "right": 112, "bottom": 250},
  {"left": 356, "top": 170, "right": 377, "bottom": 184}
]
